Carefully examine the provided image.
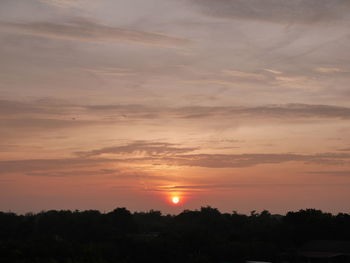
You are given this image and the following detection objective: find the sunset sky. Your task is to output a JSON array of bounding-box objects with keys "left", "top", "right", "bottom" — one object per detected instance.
[{"left": 1, "top": 0, "right": 350, "bottom": 214}]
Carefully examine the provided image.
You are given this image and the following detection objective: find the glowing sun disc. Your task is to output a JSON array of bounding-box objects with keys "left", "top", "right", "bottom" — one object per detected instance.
[{"left": 172, "top": 196, "right": 180, "bottom": 204}]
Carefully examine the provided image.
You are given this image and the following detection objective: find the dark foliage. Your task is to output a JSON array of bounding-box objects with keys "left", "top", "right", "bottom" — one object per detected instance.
[{"left": 0, "top": 207, "right": 349, "bottom": 263}]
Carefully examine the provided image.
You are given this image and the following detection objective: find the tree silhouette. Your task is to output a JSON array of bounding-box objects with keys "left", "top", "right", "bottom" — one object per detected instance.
[{"left": 0, "top": 208, "right": 350, "bottom": 263}]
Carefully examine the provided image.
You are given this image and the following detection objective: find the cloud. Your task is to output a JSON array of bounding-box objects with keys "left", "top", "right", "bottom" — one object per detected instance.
[
  {"left": 75, "top": 141, "right": 198, "bottom": 157},
  {"left": 223, "top": 70, "right": 265, "bottom": 80},
  {"left": 275, "top": 76, "right": 307, "bottom": 83},
  {"left": 38, "top": 0, "right": 84, "bottom": 8},
  {"left": 0, "top": 158, "right": 116, "bottom": 174},
  {"left": 2, "top": 99, "right": 350, "bottom": 133},
  {"left": 0, "top": 18, "right": 191, "bottom": 48},
  {"left": 1, "top": 148, "right": 350, "bottom": 176},
  {"left": 0, "top": 99, "right": 69, "bottom": 116},
  {"left": 26, "top": 169, "right": 119, "bottom": 177},
  {"left": 157, "top": 182, "right": 350, "bottom": 191},
  {"left": 87, "top": 103, "right": 350, "bottom": 120},
  {"left": 338, "top": 147, "right": 350, "bottom": 152},
  {"left": 146, "top": 182, "right": 350, "bottom": 192},
  {"left": 173, "top": 104, "right": 350, "bottom": 120},
  {"left": 85, "top": 104, "right": 160, "bottom": 120},
  {"left": 189, "top": 0, "right": 350, "bottom": 24},
  {"left": 87, "top": 103, "right": 350, "bottom": 121},
  {"left": 0, "top": 118, "right": 95, "bottom": 129},
  {"left": 152, "top": 152, "right": 350, "bottom": 168},
  {"left": 314, "top": 67, "right": 348, "bottom": 74},
  {"left": 264, "top": 69, "right": 283, "bottom": 75},
  {"left": 157, "top": 184, "right": 256, "bottom": 191},
  {"left": 0, "top": 99, "right": 95, "bottom": 130},
  {"left": 84, "top": 67, "right": 136, "bottom": 77},
  {"left": 307, "top": 170, "right": 350, "bottom": 176}
]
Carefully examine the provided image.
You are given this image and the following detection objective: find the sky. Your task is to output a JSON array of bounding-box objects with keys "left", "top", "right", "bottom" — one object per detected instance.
[{"left": 1, "top": 0, "right": 350, "bottom": 214}]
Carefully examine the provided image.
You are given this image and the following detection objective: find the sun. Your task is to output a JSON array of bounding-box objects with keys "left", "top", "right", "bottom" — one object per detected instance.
[{"left": 172, "top": 196, "right": 180, "bottom": 204}]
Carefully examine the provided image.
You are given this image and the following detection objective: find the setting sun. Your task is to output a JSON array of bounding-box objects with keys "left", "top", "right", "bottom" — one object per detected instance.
[{"left": 172, "top": 196, "right": 180, "bottom": 204}]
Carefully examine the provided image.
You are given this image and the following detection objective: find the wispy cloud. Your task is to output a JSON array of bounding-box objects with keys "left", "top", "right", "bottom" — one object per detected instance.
[
  {"left": 171, "top": 104, "right": 350, "bottom": 120},
  {"left": 0, "top": 158, "right": 116, "bottom": 174},
  {"left": 0, "top": 18, "right": 191, "bottom": 48},
  {"left": 1, "top": 146, "right": 350, "bottom": 175},
  {"left": 26, "top": 169, "right": 119, "bottom": 177},
  {"left": 275, "top": 76, "right": 307, "bottom": 84},
  {"left": 156, "top": 182, "right": 350, "bottom": 192},
  {"left": 75, "top": 141, "right": 198, "bottom": 157},
  {"left": 223, "top": 70, "right": 265, "bottom": 80},
  {"left": 2, "top": 100, "right": 350, "bottom": 131},
  {"left": 338, "top": 147, "right": 350, "bottom": 152},
  {"left": 0, "top": 99, "right": 73, "bottom": 116},
  {"left": 314, "top": 67, "right": 348, "bottom": 74},
  {"left": 264, "top": 69, "right": 283, "bottom": 75},
  {"left": 0, "top": 118, "right": 94, "bottom": 129},
  {"left": 38, "top": 0, "right": 84, "bottom": 8},
  {"left": 307, "top": 170, "right": 350, "bottom": 176},
  {"left": 189, "top": 0, "right": 350, "bottom": 24},
  {"left": 151, "top": 152, "right": 350, "bottom": 168}
]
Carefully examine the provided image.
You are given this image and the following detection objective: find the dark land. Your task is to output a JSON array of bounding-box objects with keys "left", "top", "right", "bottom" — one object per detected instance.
[{"left": 1, "top": 207, "right": 350, "bottom": 263}]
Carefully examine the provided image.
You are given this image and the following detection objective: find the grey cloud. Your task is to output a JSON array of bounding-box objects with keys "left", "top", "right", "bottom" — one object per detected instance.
[
  {"left": 0, "top": 98, "right": 84, "bottom": 116},
  {"left": 26, "top": 169, "right": 119, "bottom": 177},
  {"left": 1, "top": 151, "right": 350, "bottom": 175},
  {"left": 0, "top": 99, "right": 60, "bottom": 115},
  {"left": 4, "top": 99, "right": 350, "bottom": 119},
  {"left": 75, "top": 141, "right": 198, "bottom": 157},
  {"left": 0, "top": 158, "right": 116, "bottom": 174},
  {"left": 0, "top": 118, "right": 95, "bottom": 129},
  {"left": 189, "top": 0, "right": 350, "bottom": 24},
  {"left": 86, "top": 104, "right": 160, "bottom": 119},
  {"left": 174, "top": 104, "right": 350, "bottom": 120},
  {"left": 160, "top": 184, "right": 236, "bottom": 191},
  {"left": 338, "top": 147, "right": 350, "bottom": 151},
  {"left": 159, "top": 183, "right": 349, "bottom": 191},
  {"left": 0, "top": 18, "right": 191, "bottom": 48},
  {"left": 146, "top": 184, "right": 243, "bottom": 192},
  {"left": 2, "top": 100, "right": 350, "bottom": 131},
  {"left": 144, "top": 152, "right": 350, "bottom": 168},
  {"left": 25, "top": 168, "right": 162, "bottom": 182},
  {"left": 0, "top": 99, "right": 97, "bottom": 129},
  {"left": 147, "top": 182, "right": 350, "bottom": 192},
  {"left": 38, "top": 0, "right": 82, "bottom": 9},
  {"left": 87, "top": 103, "right": 350, "bottom": 120},
  {"left": 0, "top": 156, "right": 170, "bottom": 181}
]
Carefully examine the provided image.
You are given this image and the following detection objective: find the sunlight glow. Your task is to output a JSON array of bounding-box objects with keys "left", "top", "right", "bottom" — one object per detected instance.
[{"left": 172, "top": 196, "right": 180, "bottom": 204}]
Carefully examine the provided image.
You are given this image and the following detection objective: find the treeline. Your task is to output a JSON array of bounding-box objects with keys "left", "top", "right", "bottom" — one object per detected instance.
[{"left": 1, "top": 207, "right": 350, "bottom": 263}]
